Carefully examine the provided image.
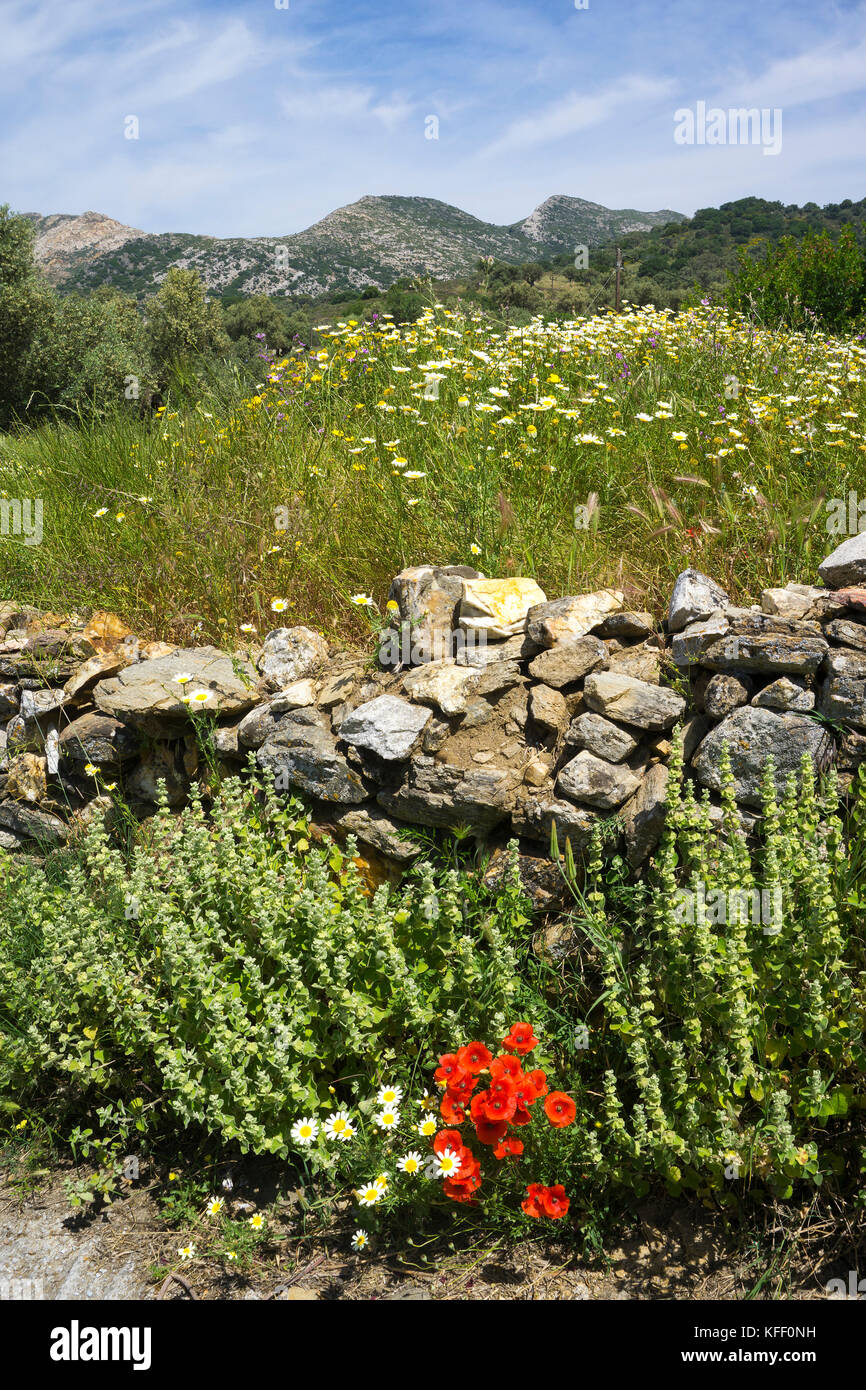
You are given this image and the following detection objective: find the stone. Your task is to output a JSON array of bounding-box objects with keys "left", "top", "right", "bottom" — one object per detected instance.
[
  {"left": 325, "top": 805, "right": 423, "bottom": 863},
  {"left": 64, "top": 651, "right": 131, "bottom": 700},
  {"left": 0, "top": 828, "right": 26, "bottom": 851},
  {"left": 526, "top": 590, "right": 624, "bottom": 646},
  {"left": 81, "top": 611, "right": 133, "bottom": 653},
  {"left": 556, "top": 751, "right": 641, "bottom": 810},
  {"left": 621, "top": 762, "right": 670, "bottom": 867},
  {"left": 460, "top": 698, "right": 496, "bottom": 728},
  {"left": 817, "top": 649, "right": 866, "bottom": 727},
  {"left": 339, "top": 695, "right": 431, "bottom": 761},
  {"left": 0, "top": 801, "right": 68, "bottom": 845},
  {"left": 19, "top": 688, "right": 69, "bottom": 721},
  {"left": 511, "top": 793, "right": 599, "bottom": 849},
  {"left": 836, "top": 730, "right": 866, "bottom": 770},
  {"left": 583, "top": 672, "right": 686, "bottom": 731},
  {"left": 824, "top": 619, "right": 866, "bottom": 650},
  {"left": 237, "top": 701, "right": 284, "bottom": 749},
  {"left": 532, "top": 920, "right": 583, "bottom": 962},
  {"left": 258, "top": 709, "right": 368, "bottom": 804},
  {"left": 0, "top": 682, "right": 18, "bottom": 715},
  {"left": 483, "top": 847, "right": 570, "bottom": 912},
  {"left": 761, "top": 584, "right": 825, "bottom": 621},
  {"left": 529, "top": 684, "right": 569, "bottom": 735},
  {"left": 565, "top": 712, "right": 639, "bottom": 763},
  {"left": 523, "top": 756, "right": 552, "bottom": 788},
  {"left": 59, "top": 711, "right": 140, "bottom": 766},
  {"left": 382, "top": 564, "right": 481, "bottom": 666},
  {"left": 402, "top": 660, "right": 479, "bottom": 716},
  {"left": 378, "top": 757, "right": 518, "bottom": 831},
  {"left": 752, "top": 677, "right": 815, "bottom": 712},
  {"left": 691, "top": 707, "right": 834, "bottom": 807},
  {"left": 125, "top": 745, "right": 188, "bottom": 806},
  {"left": 5, "top": 753, "right": 48, "bottom": 804},
  {"left": 422, "top": 716, "right": 452, "bottom": 752},
  {"left": 667, "top": 569, "right": 729, "bottom": 633},
  {"left": 675, "top": 715, "right": 711, "bottom": 762},
  {"left": 527, "top": 636, "right": 606, "bottom": 688},
  {"left": 44, "top": 728, "right": 60, "bottom": 775},
  {"left": 703, "top": 673, "right": 753, "bottom": 719},
  {"left": 317, "top": 670, "right": 360, "bottom": 708},
  {"left": 835, "top": 587, "right": 866, "bottom": 613},
  {"left": 700, "top": 630, "right": 828, "bottom": 677},
  {"left": 473, "top": 660, "right": 523, "bottom": 696},
  {"left": 95, "top": 647, "right": 260, "bottom": 734},
  {"left": 270, "top": 679, "right": 317, "bottom": 711},
  {"left": 212, "top": 723, "right": 241, "bottom": 756},
  {"left": 455, "top": 633, "right": 541, "bottom": 667},
  {"left": 459, "top": 577, "right": 548, "bottom": 639},
  {"left": 671, "top": 613, "right": 730, "bottom": 666},
  {"left": 258, "top": 626, "right": 329, "bottom": 690},
  {"left": 593, "top": 611, "right": 655, "bottom": 640},
  {"left": 605, "top": 641, "right": 662, "bottom": 685},
  {"left": 818, "top": 533, "right": 866, "bottom": 589}
]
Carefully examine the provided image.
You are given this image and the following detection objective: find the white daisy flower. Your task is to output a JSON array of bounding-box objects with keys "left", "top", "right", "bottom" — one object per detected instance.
[
  {"left": 417, "top": 1112, "right": 438, "bottom": 1137},
  {"left": 324, "top": 1110, "right": 352, "bottom": 1140},
  {"left": 291, "top": 1116, "right": 319, "bottom": 1146},
  {"left": 376, "top": 1084, "right": 403, "bottom": 1107},
  {"left": 375, "top": 1108, "right": 399, "bottom": 1131},
  {"left": 397, "top": 1152, "right": 424, "bottom": 1176},
  {"left": 351, "top": 1229, "right": 371, "bottom": 1251},
  {"left": 356, "top": 1183, "right": 384, "bottom": 1207}
]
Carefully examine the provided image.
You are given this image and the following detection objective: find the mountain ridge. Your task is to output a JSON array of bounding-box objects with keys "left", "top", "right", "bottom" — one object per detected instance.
[{"left": 22, "top": 194, "right": 685, "bottom": 299}]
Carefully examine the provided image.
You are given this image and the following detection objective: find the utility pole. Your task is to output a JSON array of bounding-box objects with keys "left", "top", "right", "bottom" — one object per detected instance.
[{"left": 615, "top": 246, "right": 622, "bottom": 313}]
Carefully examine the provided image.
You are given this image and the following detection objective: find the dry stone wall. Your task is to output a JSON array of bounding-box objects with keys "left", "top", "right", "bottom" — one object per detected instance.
[{"left": 1, "top": 530, "right": 866, "bottom": 907}]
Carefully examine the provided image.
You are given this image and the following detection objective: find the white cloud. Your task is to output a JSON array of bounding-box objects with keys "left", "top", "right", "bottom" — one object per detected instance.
[{"left": 482, "top": 75, "right": 676, "bottom": 156}]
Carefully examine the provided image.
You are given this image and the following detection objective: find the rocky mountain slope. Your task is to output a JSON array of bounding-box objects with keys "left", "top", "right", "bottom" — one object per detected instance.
[{"left": 23, "top": 194, "right": 685, "bottom": 300}]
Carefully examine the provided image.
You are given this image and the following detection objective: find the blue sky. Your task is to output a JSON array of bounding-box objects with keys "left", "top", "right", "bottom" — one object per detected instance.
[{"left": 2, "top": 0, "right": 865, "bottom": 236}]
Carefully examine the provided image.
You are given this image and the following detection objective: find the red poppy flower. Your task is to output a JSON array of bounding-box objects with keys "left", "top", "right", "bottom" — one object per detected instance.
[
  {"left": 456, "top": 1041, "right": 492, "bottom": 1075},
  {"left": 469, "top": 1090, "right": 490, "bottom": 1122},
  {"left": 443, "top": 1174, "right": 481, "bottom": 1204},
  {"left": 512, "top": 1076, "right": 538, "bottom": 1110},
  {"left": 447, "top": 1071, "right": 478, "bottom": 1102},
  {"left": 544, "top": 1091, "right": 577, "bottom": 1128},
  {"left": 434, "top": 1053, "right": 465, "bottom": 1085},
  {"left": 482, "top": 1089, "right": 517, "bottom": 1123},
  {"left": 474, "top": 1117, "right": 509, "bottom": 1146},
  {"left": 526, "top": 1069, "right": 548, "bottom": 1099},
  {"left": 433, "top": 1128, "right": 465, "bottom": 1157},
  {"left": 493, "top": 1137, "right": 524, "bottom": 1160},
  {"left": 440, "top": 1092, "right": 466, "bottom": 1124},
  {"left": 509, "top": 1104, "right": 533, "bottom": 1126},
  {"left": 490, "top": 1054, "right": 523, "bottom": 1082},
  {"left": 502, "top": 1022, "right": 539, "bottom": 1056},
  {"left": 521, "top": 1182, "right": 547, "bottom": 1218},
  {"left": 541, "top": 1184, "right": 570, "bottom": 1219}
]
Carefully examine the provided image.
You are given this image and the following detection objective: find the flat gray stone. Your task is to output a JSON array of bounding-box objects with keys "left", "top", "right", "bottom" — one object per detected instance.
[
  {"left": 95, "top": 646, "right": 259, "bottom": 734},
  {"left": 691, "top": 706, "right": 834, "bottom": 807},
  {"left": 59, "top": 711, "right": 140, "bottom": 766},
  {"left": 752, "top": 677, "right": 814, "bottom": 712},
  {"left": 704, "top": 672, "right": 753, "bottom": 719},
  {"left": 529, "top": 683, "right": 569, "bottom": 735},
  {"left": 621, "top": 762, "right": 670, "bottom": 867},
  {"left": 527, "top": 636, "right": 606, "bottom": 688},
  {"left": 378, "top": 756, "right": 518, "bottom": 831},
  {"left": 671, "top": 614, "right": 730, "bottom": 666},
  {"left": 258, "top": 709, "right": 368, "bottom": 803},
  {"left": 565, "top": 711, "right": 639, "bottom": 763},
  {"left": 339, "top": 695, "right": 431, "bottom": 760},
  {"left": 583, "top": 672, "right": 686, "bottom": 731}
]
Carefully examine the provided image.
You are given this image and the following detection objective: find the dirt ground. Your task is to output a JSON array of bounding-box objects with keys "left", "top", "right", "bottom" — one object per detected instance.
[{"left": 2, "top": 1161, "right": 862, "bottom": 1302}]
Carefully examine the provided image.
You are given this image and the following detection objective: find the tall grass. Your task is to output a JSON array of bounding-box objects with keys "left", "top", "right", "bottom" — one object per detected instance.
[{"left": 0, "top": 302, "right": 863, "bottom": 647}]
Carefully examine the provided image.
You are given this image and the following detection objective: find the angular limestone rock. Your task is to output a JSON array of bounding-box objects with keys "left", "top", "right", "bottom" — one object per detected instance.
[
  {"left": 528, "top": 684, "right": 569, "bottom": 735},
  {"left": 378, "top": 756, "right": 518, "bottom": 831},
  {"left": 382, "top": 564, "right": 481, "bottom": 666},
  {"left": 818, "top": 533, "right": 866, "bottom": 589},
  {"left": 621, "top": 762, "right": 670, "bottom": 867},
  {"left": 752, "top": 677, "right": 814, "bottom": 712},
  {"left": 402, "top": 660, "right": 479, "bottom": 716},
  {"left": 259, "top": 627, "right": 329, "bottom": 690},
  {"left": 258, "top": 709, "right": 368, "bottom": 803},
  {"left": 667, "top": 569, "right": 729, "bottom": 633},
  {"left": 565, "top": 711, "right": 639, "bottom": 763},
  {"left": 556, "top": 750, "right": 641, "bottom": 810},
  {"left": 459, "top": 577, "right": 548, "bottom": 639},
  {"left": 339, "top": 695, "right": 431, "bottom": 761},
  {"left": 583, "top": 672, "right": 686, "bottom": 731},
  {"left": 691, "top": 706, "right": 834, "bottom": 807},
  {"left": 527, "top": 636, "right": 606, "bottom": 688},
  {"left": 526, "top": 590, "right": 624, "bottom": 646}
]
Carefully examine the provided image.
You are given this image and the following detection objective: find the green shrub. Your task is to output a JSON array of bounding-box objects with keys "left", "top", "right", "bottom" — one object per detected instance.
[
  {"left": 0, "top": 768, "right": 523, "bottom": 1157},
  {"left": 727, "top": 225, "right": 865, "bottom": 330}
]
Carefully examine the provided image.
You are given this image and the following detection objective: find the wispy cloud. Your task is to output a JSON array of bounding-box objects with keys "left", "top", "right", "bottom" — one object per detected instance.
[{"left": 482, "top": 76, "right": 677, "bottom": 157}]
